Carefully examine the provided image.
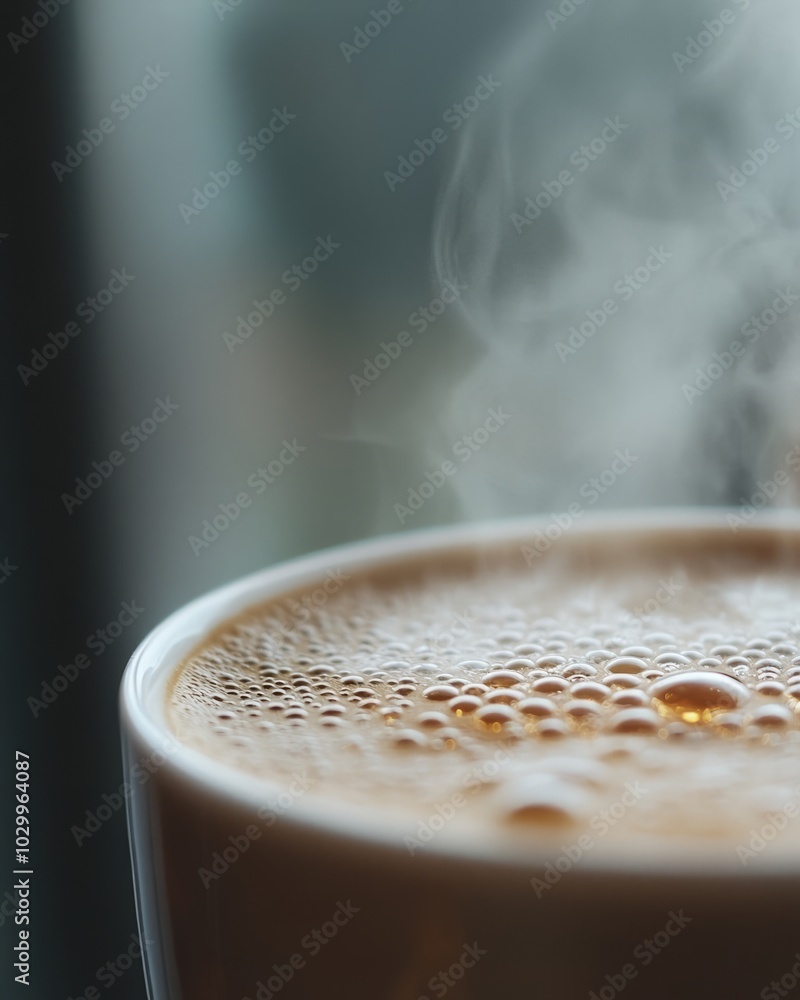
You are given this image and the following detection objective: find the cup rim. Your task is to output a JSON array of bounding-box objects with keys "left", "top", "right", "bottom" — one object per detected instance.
[{"left": 120, "top": 507, "right": 800, "bottom": 884}]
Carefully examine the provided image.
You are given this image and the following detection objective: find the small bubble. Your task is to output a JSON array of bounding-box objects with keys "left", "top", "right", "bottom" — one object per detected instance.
[
  {"left": 756, "top": 681, "right": 786, "bottom": 697},
  {"left": 533, "top": 719, "right": 570, "bottom": 739},
  {"left": 604, "top": 674, "right": 643, "bottom": 689},
  {"left": 536, "top": 654, "right": 567, "bottom": 670},
  {"left": 514, "top": 644, "right": 543, "bottom": 656},
  {"left": 423, "top": 684, "right": 459, "bottom": 701},
  {"left": 584, "top": 649, "right": 615, "bottom": 663},
  {"left": 487, "top": 649, "right": 517, "bottom": 661},
  {"left": 411, "top": 664, "right": 438, "bottom": 675},
  {"left": 564, "top": 700, "right": 602, "bottom": 719},
  {"left": 485, "top": 688, "right": 524, "bottom": 705},
  {"left": 570, "top": 681, "right": 610, "bottom": 702},
  {"left": 750, "top": 705, "right": 794, "bottom": 729},
  {"left": 609, "top": 708, "right": 661, "bottom": 734},
  {"left": 532, "top": 676, "right": 568, "bottom": 694},
  {"left": 710, "top": 645, "right": 738, "bottom": 657},
  {"left": 463, "top": 683, "right": 490, "bottom": 697},
  {"left": 518, "top": 697, "right": 557, "bottom": 717},
  {"left": 381, "top": 660, "right": 410, "bottom": 671},
  {"left": 620, "top": 646, "right": 654, "bottom": 658},
  {"left": 392, "top": 729, "right": 428, "bottom": 749},
  {"left": 713, "top": 712, "right": 743, "bottom": 734},
  {"left": 606, "top": 656, "right": 649, "bottom": 674},
  {"left": 610, "top": 688, "right": 648, "bottom": 708},
  {"left": 726, "top": 656, "right": 750, "bottom": 669},
  {"left": 653, "top": 652, "right": 692, "bottom": 667},
  {"left": 474, "top": 705, "right": 516, "bottom": 728},
  {"left": 484, "top": 669, "right": 526, "bottom": 688},
  {"left": 567, "top": 659, "right": 600, "bottom": 677},
  {"left": 457, "top": 659, "right": 491, "bottom": 672},
  {"left": 418, "top": 712, "right": 450, "bottom": 729},
  {"left": 448, "top": 695, "right": 483, "bottom": 716},
  {"left": 500, "top": 776, "right": 590, "bottom": 825},
  {"left": 506, "top": 657, "right": 536, "bottom": 671}
]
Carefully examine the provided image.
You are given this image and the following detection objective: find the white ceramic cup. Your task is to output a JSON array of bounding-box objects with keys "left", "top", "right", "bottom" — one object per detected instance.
[{"left": 120, "top": 510, "right": 800, "bottom": 1000}]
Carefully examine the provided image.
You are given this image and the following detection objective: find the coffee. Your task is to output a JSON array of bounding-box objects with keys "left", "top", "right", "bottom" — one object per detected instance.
[
  {"left": 123, "top": 519, "right": 800, "bottom": 1000},
  {"left": 168, "top": 528, "right": 800, "bottom": 865}
]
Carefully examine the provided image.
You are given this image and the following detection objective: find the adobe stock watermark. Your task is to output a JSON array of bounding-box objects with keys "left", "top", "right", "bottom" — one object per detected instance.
[
  {"left": 178, "top": 108, "right": 296, "bottom": 223},
  {"left": 188, "top": 440, "right": 306, "bottom": 555},
  {"left": 242, "top": 901, "right": 360, "bottom": 1000},
  {"left": 198, "top": 771, "right": 313, "bottom": 888},
  {"left": 223, "top": 236, "right": 341, "bottom": 354},
  {"left": 404, "top": 741, "right": 517, "bottom": 855},
  {"left": 555, "top": 245, "right": 672, "bottom": 362},
  {"left": 545, "top": 0, "right": 593, "bottom": 31},
  {"left": 727, "top": 445, "right": 800, "bottom": 533},
  {"left": 717, "top": 101, "right": 800, "bottom": 202},
  {"left": 682, "top": 288, "right": 799, "bottom": 404},
  {"left": 384, "top": 75, "right": 501, "bottom": 192},
  {"left": 350, "top": 279, "right": 467, "bottom": 395},
  {"left": 61, "top": 397, "right": 179, "bottom": 513},
  {"left": 529, "top": 782, "right": 647, "bottom": 898},
  {"left": 8, "top": 0, "right": 72, "bottom": 54},
  {"left": 735, "top": 782, "right": 800, "bottom": 867},
  {"left": 340, "top": 0, "right": 410, "bottom": 62},
  {"left": 761, "top": 952, "right": 800, "bottom": 1000},
  {"left": 622, "top": 576, "right": 684, "bottom": 626},
  {"left": 510, "top": 116, "right": 628, "bottom": 233},
  {"left": 52, "top": 66, "right": 170, "bottom": 182},
  {"left": 416, "top": 942, "right": 488, "bottom": 999},
  {"left": 520, "top": 449, "right": 639, "bottom": 563},
  {"left": 71, "top": 736, "right": 180, "bottom": 846},
  {"left": 65, "top": 934, "right": 152, "bottom": 998},
  {"left": 272, "top": 569, "right": 351, "bottom": 640},
  {"left": 588, "top": 910, "right": 692, "bottom": 999},
  {"left": 672, "top": 0, "right": 752, "bottom": 73},
  {"left": 213, "top": 0, "right": 249, "bottom": 21},
  {"left": 0, "top": 885, "right": 23, "bottom": 931},
  {"left": 17, "top": 267, "right": 135, "bottom": 385},
  {"left": 28, "top": 600, "right": 145, "bottom": 718},
  {"left": 0, "top": 557, "right": 18, "bottom": 586},
  {"left": 393, "top": 407, "right": 511, "bottom": 524},
  {"left": 427, "top": 610, "right": 479, "bottom": 652},
  {"left": 65, "top": 934, "right": 154, "bottom": 1000}
]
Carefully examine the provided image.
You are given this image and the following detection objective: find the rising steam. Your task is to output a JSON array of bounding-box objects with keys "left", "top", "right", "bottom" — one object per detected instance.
[{"left": 432, "top": 0, "right": 800, "bottom": 519}]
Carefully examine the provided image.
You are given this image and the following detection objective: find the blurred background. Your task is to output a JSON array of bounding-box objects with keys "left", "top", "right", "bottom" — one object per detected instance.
[{"left": 5, "top": 0, "right": 800, "bottom": 995}]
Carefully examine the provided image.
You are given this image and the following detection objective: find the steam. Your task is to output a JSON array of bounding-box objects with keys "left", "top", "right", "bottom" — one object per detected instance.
[{"left": 432, "top": 0, "right": 800, "bottom": 518}]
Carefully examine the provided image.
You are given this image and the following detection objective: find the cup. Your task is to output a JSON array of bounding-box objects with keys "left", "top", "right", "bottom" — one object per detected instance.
[{"left": 120, "top": 509, "right": 800, "bottom": 999}]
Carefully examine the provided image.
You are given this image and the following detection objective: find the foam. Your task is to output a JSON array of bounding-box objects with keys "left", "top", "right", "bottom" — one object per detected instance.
[{"left": 167, "top": 531, "right": 800, "bottom": 861}]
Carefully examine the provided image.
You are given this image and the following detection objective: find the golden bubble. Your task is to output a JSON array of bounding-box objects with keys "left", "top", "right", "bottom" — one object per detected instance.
[{"left": 649, "top": 671, "right": 749, "bottom": 723}]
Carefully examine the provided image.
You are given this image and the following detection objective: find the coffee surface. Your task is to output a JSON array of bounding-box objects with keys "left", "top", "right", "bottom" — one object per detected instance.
[{"left": 167, "top": 529, "right": 800, "bottom": 865}]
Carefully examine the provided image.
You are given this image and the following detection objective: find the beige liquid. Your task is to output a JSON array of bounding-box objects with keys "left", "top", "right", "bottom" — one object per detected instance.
[
  {"left": 167, "top": 529, "right": 800, "bottom": 868},
  {"left": 128, "top": 526, "right": 800, "bottom": 999}
]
